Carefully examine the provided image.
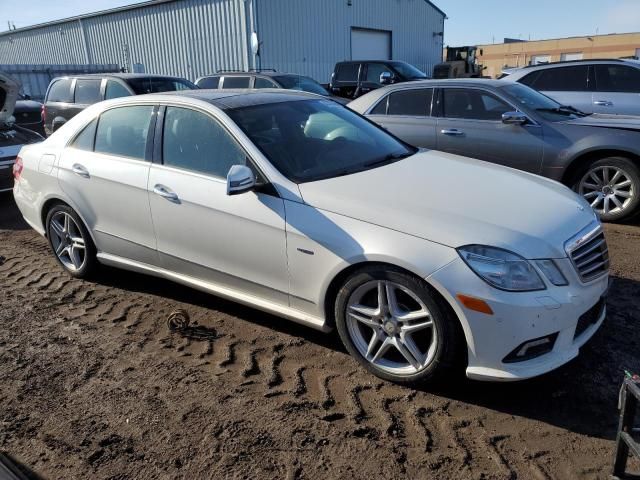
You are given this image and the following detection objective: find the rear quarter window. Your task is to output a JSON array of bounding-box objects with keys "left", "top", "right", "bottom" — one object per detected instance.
[
  {"left": 47, "top": 78, "right": 73, "bottom": 103},
  {"left": 196, "top": 76, "right": 221, "bottom": 89}
]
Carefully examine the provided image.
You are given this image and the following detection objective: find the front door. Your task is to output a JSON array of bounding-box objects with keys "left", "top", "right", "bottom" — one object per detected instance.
[
  {"left": 436, "top": 87, "right": 544, "bottom": 174},
  {"left": 148, "top": 105, "right": 289, "bottom": 305},
  {"left": 57, "top": 104, "right": 158, "bottom": 264}
]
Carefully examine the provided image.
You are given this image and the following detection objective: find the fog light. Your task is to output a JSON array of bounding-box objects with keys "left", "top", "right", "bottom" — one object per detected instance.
[{"left": 502, "top": 333, "right": 558, "bottom": 363}]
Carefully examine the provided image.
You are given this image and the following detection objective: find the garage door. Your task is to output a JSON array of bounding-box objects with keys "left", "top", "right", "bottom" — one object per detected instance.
[{"left": 351, "top": 28, "right": 391, "bottom": 60}]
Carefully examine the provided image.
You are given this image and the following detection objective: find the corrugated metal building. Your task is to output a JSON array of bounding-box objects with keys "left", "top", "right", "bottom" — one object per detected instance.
[{"left": 0, "top": 0, "right": 446, "bottom": 84}]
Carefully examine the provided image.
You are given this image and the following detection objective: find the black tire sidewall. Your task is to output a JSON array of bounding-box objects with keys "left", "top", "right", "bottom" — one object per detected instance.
[
  {"left": 574, "top": 156, "right": 640, "bottom": 222},
  {"left": 45, "top": 204, "right": 97, "bottom": 278},
  {"left": 334, "top": 266, "right": 462, "bottom": 385}
]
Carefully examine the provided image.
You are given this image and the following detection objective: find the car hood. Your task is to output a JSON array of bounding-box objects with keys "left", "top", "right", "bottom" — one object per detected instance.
[
  {"left": 561, "top": 113, "right": 640, "bottom": 131},
  {"left": 0, "top": 72, "right": 19, "bottom": 125},
  {"left": 297, "top": 150, "right": 596, "bottom": 259}
]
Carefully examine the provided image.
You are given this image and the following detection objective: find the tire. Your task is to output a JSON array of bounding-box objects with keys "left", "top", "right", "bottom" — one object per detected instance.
[
  {"left": 574, "top": 156, "right": 640, "bottom": 223},
  {"left": 334, "top": 266, "right": 464, "bottom": 385},
  {"left": 45, "top": 204, "right": 97, "bottom": 278}
]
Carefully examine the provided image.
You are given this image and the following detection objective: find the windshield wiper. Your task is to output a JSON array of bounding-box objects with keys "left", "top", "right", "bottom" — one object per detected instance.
[
  {"left": 536, "top": 106, "right": 590, "bottom": 117},
  {"left": 364, "top": 151, "right": 412, "bottom": 168}
]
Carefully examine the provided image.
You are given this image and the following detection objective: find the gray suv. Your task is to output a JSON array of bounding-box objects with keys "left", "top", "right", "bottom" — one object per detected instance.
[
  {"left": 501, "top": 59, "right": 640, "bottom": 116},
  {"left": 349, "top": 79, "right": 640, "bottom": 222}
]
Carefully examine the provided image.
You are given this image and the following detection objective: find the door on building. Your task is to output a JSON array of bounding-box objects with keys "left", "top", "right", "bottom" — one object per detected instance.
[
  {"left": 530, "top": 54, "right": 551, "bottom": 65},
  {"left": 560, "top": 52, "right": 583, "bottom": 61},
  {"left": 351, "top": 28, "right": 391, "bottom": 60}
]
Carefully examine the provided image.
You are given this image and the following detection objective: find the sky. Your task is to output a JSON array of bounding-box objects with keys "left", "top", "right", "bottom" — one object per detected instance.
[{"left": 1, "top": 0, "right": 640, "bottom": 45}]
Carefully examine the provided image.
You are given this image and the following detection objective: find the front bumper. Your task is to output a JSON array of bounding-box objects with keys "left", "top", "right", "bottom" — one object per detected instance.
[
  {"left": 0, "top": 159, "right": 14, "bottom": 192},
  {"left": 428, "top": 256, "right": 609, "bottom": 381}
]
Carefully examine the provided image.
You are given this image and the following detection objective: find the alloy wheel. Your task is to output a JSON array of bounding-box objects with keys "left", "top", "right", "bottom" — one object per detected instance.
[
  {"left": 578, "top": 165, "right": 635, "bottom": 216},
  {"left": 345, "top": 280, "right": 438, "bottom": 376},
  {"left": 48, "top": 211, "right": 87, "bottom": 272}
]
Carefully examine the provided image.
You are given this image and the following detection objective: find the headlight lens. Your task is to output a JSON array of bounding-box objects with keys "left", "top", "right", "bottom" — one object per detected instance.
[
  {"left": 534, "top": 259, "right": 568, "bottom": 286},
  {"left": 458, "top": 245, "right": 546, "bottom": 291}
]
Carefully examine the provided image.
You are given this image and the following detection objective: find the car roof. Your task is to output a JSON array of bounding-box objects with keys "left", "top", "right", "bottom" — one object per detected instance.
[
  {"left": 53, "top": 73, "right": 189, "bottom": 81},
  {"left": 336, "top": 60, "right": 405, "bottom": 64},
  {"left": 199, "top": 71, "right": 311, "bottom": 79},
  {"left": 383, "top": 78, "right": 505, "bottom": 88},
  {"left": 151, "top": 88, "right": 324, "bottom": 109}
]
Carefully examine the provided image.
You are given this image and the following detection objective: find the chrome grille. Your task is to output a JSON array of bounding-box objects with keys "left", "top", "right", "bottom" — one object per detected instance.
[{"left": 566, "top": 223, "right": 609, "bottom": 282}]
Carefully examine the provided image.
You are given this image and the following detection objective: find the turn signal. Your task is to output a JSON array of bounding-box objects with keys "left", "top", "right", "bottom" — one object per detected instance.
[
  {"left": 456, "top": 294, "right": 494, "bottom": 315},
  {"left": 13, "top": 156, "right": 23, "bottom": 180}
]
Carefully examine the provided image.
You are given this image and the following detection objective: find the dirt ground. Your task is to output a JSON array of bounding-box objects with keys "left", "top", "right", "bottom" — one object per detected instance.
[{"left": 1, "top": 191, "right": 639, "bottom": 480}]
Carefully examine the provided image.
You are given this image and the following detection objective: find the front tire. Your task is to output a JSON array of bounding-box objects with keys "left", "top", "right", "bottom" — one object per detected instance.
[
  {"left": 45, "top": 204, "right": 97, "bottom": 278},
  {"left": 574, "top": 157, "right": 639, "bottom": 222},
  {"left": 334, "top": 266, "right": 463, "bottom": 385}
]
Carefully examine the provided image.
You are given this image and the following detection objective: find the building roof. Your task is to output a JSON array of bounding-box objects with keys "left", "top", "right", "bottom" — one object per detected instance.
[
  {"left": 478, "top": 31, "right": 640, "bottom": 48},
  {"left": 0, "top": 0, "right": 447, "bottom": 38}
]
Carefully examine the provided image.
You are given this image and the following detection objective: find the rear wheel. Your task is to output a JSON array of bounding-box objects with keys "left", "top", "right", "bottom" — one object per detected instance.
[
  {"left": 575, "top": 157, "right": 639, "bottom": 222},
  {"left": 45, "top": 204, "right": 97, "bottom": 278},
  {"left": 334, "top": 266, "right": 463, "bottom": 384}
]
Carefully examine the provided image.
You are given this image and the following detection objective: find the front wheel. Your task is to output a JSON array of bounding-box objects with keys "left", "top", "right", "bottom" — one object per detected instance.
[
  {"left": 575, "top": 157, "right": 639, "bottom": 222},
  {"left": 45, "top": 204, "right": 97, "bottom": 278},
  {"left": 334, "top": 266, "right": 463, "bottom": 385}
]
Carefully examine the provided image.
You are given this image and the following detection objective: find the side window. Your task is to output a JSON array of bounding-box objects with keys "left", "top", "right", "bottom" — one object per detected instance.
[
  {"left": 222, "top": 76, "right": 251, "bottom": 89},
  {"left": 335, "top": 63, "right": 360, "bottom": 82},
  {"left": 443, "top": 89, "right": 511, "bottom": 121},
  {"left": 74, "top": 79, "right": 103, "bottom": 105},
  {"left": 529, "top": 66, "right": 590, "bottom": 91},
  {"left": 595, "top": 65, "right": 640, "bottom": 93},
  {"left": 70, "top": 119, "right": 98, "bottom": 151},
  {"left": 105, "top": 80, "right": 131, "bottom": 100},
  {"left": 162, "top": 106, "right": 246, "bottom": 178},
  {"left": 370, "top": 97, "right": 388, "bottom": 115},
  {"left": 94, "top": 106, "right": 154, "bottom": 160},
  {"left": 254, "top": 77, "right": 277, "bottom": 88},
  {"left": 365, "top": 63, "right": 391, "bottom": 84},
  {"left": 197, "top": 76, "right": 221, "bottom": 89},
  {"left": 46, "top": 78, "right": 73, "bottom": 103},
  {"left": 387, "top": 89, "right": 433, "bottom": 116}
]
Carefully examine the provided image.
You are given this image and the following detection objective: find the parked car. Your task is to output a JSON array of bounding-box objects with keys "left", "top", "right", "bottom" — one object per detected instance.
[
  {"left": 329, "top": 60, "right": 427, "bottom": 99},
  {"left": 195, "top": 70, "right": 349, "bottom": 104},
  {"left": 14, "top": 93, "right": 46, "bottom": 137},
  {"left": 14, "top": 90, "right": 609, "bottom": 384},
  {"left": 43, "top": 73, "right": 197, "bottom": 135},
  {"left": 500, "top": 59, "right": 640, "bottom": 116},
  {"left": 349, "top": 79, "right": 640, "bottom": 222},
  {"left": 0, "top": 73, "right": 43, "bottom": 193}
]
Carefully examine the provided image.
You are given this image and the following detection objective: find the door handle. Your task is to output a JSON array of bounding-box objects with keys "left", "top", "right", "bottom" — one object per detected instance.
[
  {"left": 440, "top": 129, "right": 465, "bottom": 136},
  {"left": 71, "top": 163, "right": 90, "bottom": 178},
  {"left": 153, "top": 184, "right": 179, "bottom": 203},
  {"left": 593, "top": 100, "right": 614, "bottom": 107}
]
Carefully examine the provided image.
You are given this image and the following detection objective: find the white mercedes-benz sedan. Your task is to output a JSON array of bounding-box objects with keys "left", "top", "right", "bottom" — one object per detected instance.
[{"left": 13, "top": 90, "right": 610, "bottom": 384}]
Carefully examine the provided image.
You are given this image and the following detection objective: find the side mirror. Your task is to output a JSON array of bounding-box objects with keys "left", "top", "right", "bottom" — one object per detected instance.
[
  {"left": 502, "top": 111, "right": 528, "bottom": 125},
  {"left": 226, "top": 164, "right": 256, "bottom": 196},
  {"left": 52, "top": 118, "right": 67, "bottom": 132},
  {"left": 379, "top": 72, "right": 394, "bottom": 85}
]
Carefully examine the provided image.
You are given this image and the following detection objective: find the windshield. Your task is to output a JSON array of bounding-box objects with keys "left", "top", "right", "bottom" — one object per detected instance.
[
  {"left": 390, "top": 62, "right": 427, "bottom": 80},
  {"left": 126, "top": 77, "right": 197, "bottom": 94},
  {"left": 499, "top": 83, "right": 582, "bottom": 121},
  {"left": 227, "top": 99, "right": 416, "bottom": 183},
  {"left": 274, "top": 75, "right": 330, "bottom": 96}
]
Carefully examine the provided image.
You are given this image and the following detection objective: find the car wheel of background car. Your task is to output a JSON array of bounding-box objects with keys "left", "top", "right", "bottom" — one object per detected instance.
[
  {"left": 45, "top": 204, "right": 97, "bottom": 278},
  {"left": 576, "top": 157, "right": 639, "bottom": 222},
  {"left": 334, "top": 266, "right": 463, "bottom": 384}
]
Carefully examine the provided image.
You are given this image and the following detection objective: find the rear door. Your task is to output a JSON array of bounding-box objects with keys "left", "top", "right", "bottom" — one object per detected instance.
[
  {"left": 436, "top": 87, "right": 544, "bottom": 173},
  {"left": 593, "top": 63, "right": 640, "bottom": 115},
  {"left": 519, "top": 65, "right": 594, "bottom": 113},
  {"left": 220, "top": 76, "right": 252, "bottom": 89},
  {"left": 366, "top": 87, "right": 437, "bottom": 148},
  {"left": 57, "top": 104, "right": 159, "bottom": 265},
  {"left": 331, "top": 63, "right": 361, "bottom": 98}
]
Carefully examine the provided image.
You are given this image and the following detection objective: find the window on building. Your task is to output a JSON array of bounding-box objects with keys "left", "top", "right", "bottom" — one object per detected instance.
[
  {"left": 386, "top": 89, "right": 433, "bottom": 116},
  {"left": 46, "top": 78, "right": 73, "bottom": 103},
  {"left": 222, "top": 76, "right": 251, "bottom": 89},
  {"left": 104, "top": 80, "right": 132, "bottom": 100},
  {"left": 162, "top": 107, "right": 247, "bottom": 178},
  {"left": 254, "top": 77, "right": 277, "bottom": 88},
  {"left": 94, "top": 106, "right": 154, "bottom": 160},
  {"left": 595, "top": 65, "right": 640, "bottom": 93},
  {"left": 523, "top": 65, "right": 590, "bottom": 91},
  {"left": 530, "top": 55, "right": 551, "bottom": 65},
  {"left": 74, "top": 79, "right": 103, "bottom": 105},
  {"left": 335, "top": 63, "right": 360, "bottom": 82},
  {"left": 442, "top": 88, "right": 511, "bottom": 120}
]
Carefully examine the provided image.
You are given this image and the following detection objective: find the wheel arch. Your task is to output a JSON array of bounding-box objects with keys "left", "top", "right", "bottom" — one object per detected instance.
[
  {"left": 561, "top": 149, "right": 640, "bottom": 186},
  {"left": 40, "top": 197, "right": 99, "bottom": 247}
]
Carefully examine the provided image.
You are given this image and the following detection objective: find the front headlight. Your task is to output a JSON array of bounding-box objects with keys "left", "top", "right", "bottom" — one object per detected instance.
[
  {"left": 458, "top": 245, "right": 546, "bottom": 292},
  {"left": 534, "top": 259, "right": 568, "bottom": 286}
]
